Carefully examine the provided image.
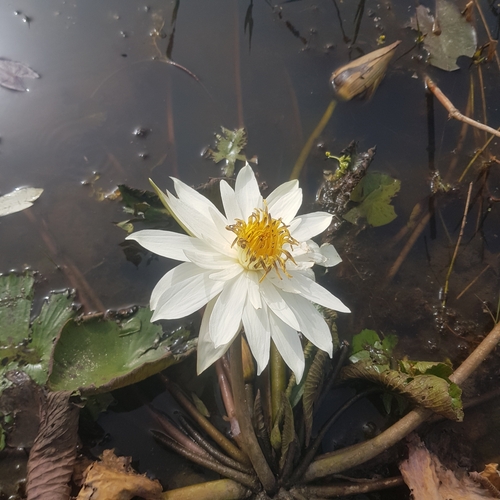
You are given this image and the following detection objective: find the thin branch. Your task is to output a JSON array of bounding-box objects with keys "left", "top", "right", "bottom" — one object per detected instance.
[{"left": 425, "top": 76, "right": 500, "bottom": 139}]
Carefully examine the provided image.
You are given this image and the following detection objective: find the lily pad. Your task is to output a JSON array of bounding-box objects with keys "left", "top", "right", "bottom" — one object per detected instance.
[
  {"left": 410, "top": 1, "right": 477, "bottom": 71},
  {"left": 344, "top": 172, "right": 400, "bottom": 227},
  {"left": 0, "top": 272, "right": 76, "bottom": 390},
  {"left": 48, "top": 308, "right": 195, "bottom": 394}
]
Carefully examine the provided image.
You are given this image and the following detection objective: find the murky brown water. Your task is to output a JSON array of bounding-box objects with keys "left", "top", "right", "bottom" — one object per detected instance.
[{"left": 1, "top": 0, "right": 500, "bottom": 496}]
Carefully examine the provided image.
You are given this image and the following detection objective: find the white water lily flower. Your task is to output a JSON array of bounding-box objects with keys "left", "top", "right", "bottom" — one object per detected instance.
[{"left": 127, "top": 164, "right": 349, "bottom": 382}]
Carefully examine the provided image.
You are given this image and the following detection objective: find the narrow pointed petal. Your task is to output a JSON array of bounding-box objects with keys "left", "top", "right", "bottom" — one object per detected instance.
[
  {"left": 150, "top": 262, "right": 203, "bottom": 310},
  {"left": 235, "top": 163, "right": 263, "bottom": 217},
  {"left": 246, "top": 271, "right": 262, "bottom": 309},
  {"left": 197, "top": 298, "right": 232, "bottom": 374},
  {"left": 183, "top": 239, "right": 237, "bottom": 270},
  {"left": 209, "top": 264, "right": 244, "bottom": 281},
  {"left": 318, "top": 243, "right": 342, "bottom": 267},
  {"left": 209, "top": 273, "right": 248, "bottom": 347},
  {"left": 152, "top": 271, "right": 225, "bottom": 321},
  {"left": 282, "top": 292, "right": 333, "bottom": 355},
  {"left": 266, "top": 180, "right": 302, "bottom": 224},
  {"left": 126, "top": 230, "right": 195, "bottom": 262},
  {"left": 260, "top": 279, "right": 300, "bottom": 331},
  {"left": 289, "top": 271, "right": 350, "bottom": 313},
  {"left": 220, "top": 180, "right": 243, "bottom": 223},
  {"left": 242, "top": 301, "right": 270, "bottom": 375},
  {"left": 289, "top": 212, "right": 333, "bottom": 241},
  {"left": 269, "top": 313, "right": 305, "bottom": 382}
]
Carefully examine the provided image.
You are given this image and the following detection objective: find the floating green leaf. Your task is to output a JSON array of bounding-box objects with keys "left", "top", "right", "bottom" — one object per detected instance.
[
  {"left": 207, "top": 127, "right": 251, "bottom": 177},
  {"left": 410, "top": 1, "right": 477, "bottom": 71},
  {"left": 0, "top": 273, "right": 76, "bottom": 393},
  {"left": 344, "top": 172, "right": 400, "bottom": 227},
  {"left": 48, "top": 308, "right": 195, "bottom": 394},
  {"left": 349, "top": 329, "right": 398, "bottom": 372}
]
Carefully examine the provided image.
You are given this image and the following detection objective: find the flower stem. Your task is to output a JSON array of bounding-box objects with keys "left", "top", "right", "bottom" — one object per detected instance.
[
  {"left": 230, "top": 336, "right": 277, "bottom": 493},
  {"left": 270, "top": 341, "right": 286, "bottom": 424},
  {"left": 302, "top": 320, "right": 500, "bottom": 483},
  {"left": 162, "top": 479, "right": 250, "bottom": 500}
]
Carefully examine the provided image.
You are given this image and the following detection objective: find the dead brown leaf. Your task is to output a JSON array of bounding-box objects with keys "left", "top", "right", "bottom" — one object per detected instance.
[
  {"left": 481, "top": 464, "right": 500, "bottom": 490},
  {"left": 76, "top": 449, "right": 163, "bottom": 500},
  {"left": 399, "top": 434, "right": 496, "bottom": 499}
]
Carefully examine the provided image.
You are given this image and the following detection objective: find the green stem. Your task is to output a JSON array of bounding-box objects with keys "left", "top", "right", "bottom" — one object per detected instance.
[
  {"left": 302, "top": 320, "right": 500, "bottom": 483},
  {"left": 230, "top": 336, "right": 277, "bottom": 493},
  {"left": 162, "top": 479, "right": 250, "bottom": 500},
  {"left": 270, "top": 341, "right": 286, "bottom": 424}
]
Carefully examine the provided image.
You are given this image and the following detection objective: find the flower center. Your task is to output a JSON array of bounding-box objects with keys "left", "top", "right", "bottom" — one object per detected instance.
[{"left": 227, "top": 206, "right": 298, "bottom": 279}]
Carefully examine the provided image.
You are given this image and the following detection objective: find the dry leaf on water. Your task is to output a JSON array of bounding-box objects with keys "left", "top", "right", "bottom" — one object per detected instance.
[
  {"left": 399, "top": 434, "right": 497, "bottom": 499},
  {"left": 76, "top": 449, "right": 163, "bottom": 500}
]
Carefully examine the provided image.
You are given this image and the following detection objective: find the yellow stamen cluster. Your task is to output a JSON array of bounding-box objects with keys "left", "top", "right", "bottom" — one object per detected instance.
[{"left": 227, "top": 206, "right": 298, "bottom": 280}]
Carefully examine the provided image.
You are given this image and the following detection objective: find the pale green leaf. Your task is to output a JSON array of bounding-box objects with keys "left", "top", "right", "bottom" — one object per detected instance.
[{"left": 0, "top": 187, "right": 43, "bottom": 217}]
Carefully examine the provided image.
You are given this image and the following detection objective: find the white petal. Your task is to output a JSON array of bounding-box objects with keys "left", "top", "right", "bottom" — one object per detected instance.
[
  {"left": 209, "top": 273, "right": 247, "bottom": 347},
  {"left": 318, "top": 243, "right": 342, "bottom": 267},
  {"left": 282, "top": 292, "right": 333, "bottom": 355},
  {"left": 266, "top": 180, "right": 302, "bottom": 224},
  {"left": 269, "top": 313, "right": 305, "bottom": 382},
  {"left": 289, "top": 212, "right": 333, "bottom": 242},
  {"left": 220, "top": 180, "right": 243, "bottom": 222},
  {"left": 150, "top": 262, "right": 203, "bottom": 310},
  {"left": 126, "top": 230, "right": 196, "bottom": 262},
  {"left": 242, "top": 300, "right": 270, "bottom": 375},
  {"left": 246, "top": 271, "right": 262, "bottom": 309},
  {"left": 207, "top": 206, "right": 237, "bottom": 248},
  {"left": 288, "top": 271, "right": 350, "bottom": 313},
  {"left": 152, "top": 270, "right": 225, "bottom": 320},
  {"left": 260, "top": 278, "right": 300, "bottom": 331},
  {"left": 209, "top": 264, "right": 244, "bottom": 281},
  {"left": 235, "top": 164, "right": 263, "bottom": 217},
  {"left": 197, "top": 298, "right": 232, "bottom": 374},
  {"left": 183, "top": 239, "right": 237, "bottom": 270}
]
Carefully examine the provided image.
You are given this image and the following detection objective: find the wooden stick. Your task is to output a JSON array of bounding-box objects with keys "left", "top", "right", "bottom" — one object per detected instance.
[{"left": 425, "top": 76, "right": 500, "bottom": 139}]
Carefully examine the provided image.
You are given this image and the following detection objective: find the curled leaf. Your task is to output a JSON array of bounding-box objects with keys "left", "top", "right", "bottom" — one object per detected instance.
[{"left": 330, "top": 40, "right": 401, "bottom": 100}]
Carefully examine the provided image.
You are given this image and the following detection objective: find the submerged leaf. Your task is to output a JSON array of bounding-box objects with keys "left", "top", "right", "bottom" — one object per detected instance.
[
  {"left": 410, "top": 1, "right": 477, "bottom": 71},
  {"left": 330, "top": 40, "right": 400, "bottom": 100},
  {"left": 0, "top": 187, "right": 43, "bottom": 217},
  {"left": 0, "top": 58, "right": 39, "bottom": 91},
  {"left": 344, "top": 172, "right": 400, "bottom": 227}
]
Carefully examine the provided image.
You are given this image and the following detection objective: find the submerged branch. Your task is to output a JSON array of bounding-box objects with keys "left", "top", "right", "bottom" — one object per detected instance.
[{"left": 302, "top": 320, "right": 500, "bottom": 482}]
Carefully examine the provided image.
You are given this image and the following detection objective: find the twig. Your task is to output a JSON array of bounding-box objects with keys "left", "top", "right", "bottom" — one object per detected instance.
[
  {"left": 302, "top": 320, "right": 500, "bottom": 482},
  {"left": 292, "top": 476, "right": 405, "bottom": 498},
  {"left": 473, "top": 0, "right": 500, "bottom": 70},
  {"left": 425, "top": 76, "right": 500, "bottom": 139},
  {"left": 456, "top": 264, "right": 490, "bottom": 300},
  {"left": 442, "top": 182, "right": 473, "bottom": 306},
  {"left": 230, "top": 336, "right": 277, "bottom": 493}
]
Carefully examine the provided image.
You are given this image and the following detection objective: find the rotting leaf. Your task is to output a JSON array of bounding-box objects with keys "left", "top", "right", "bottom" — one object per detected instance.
[
  {"left": 0, "top": 187, "right": 43, "bottom": 217},
  {"left": 0, "top": 58, "right": 39, "bottom": 91},
  {"left": 344, "top": 172, "right": 400, "bottom": 227},
  {"left": 48, "top": 308, "right": 195, "bottom": 395},
  {"left": 410, "top": 1, "right": 477, "bottom": 71},
  {"left": 76, "top": 449, "right": 162, "bottom": 500},
  {"left": 206, "top": 127, "right": 256, "bottom": 177},
  {"left": 330, "top": 40, "right": 400, "bottom": 100}
]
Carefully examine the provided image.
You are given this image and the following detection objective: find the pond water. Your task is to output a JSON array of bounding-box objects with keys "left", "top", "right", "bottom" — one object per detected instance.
[{"left": 1, "top": 0, "right": 500, "bottom": 497}]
